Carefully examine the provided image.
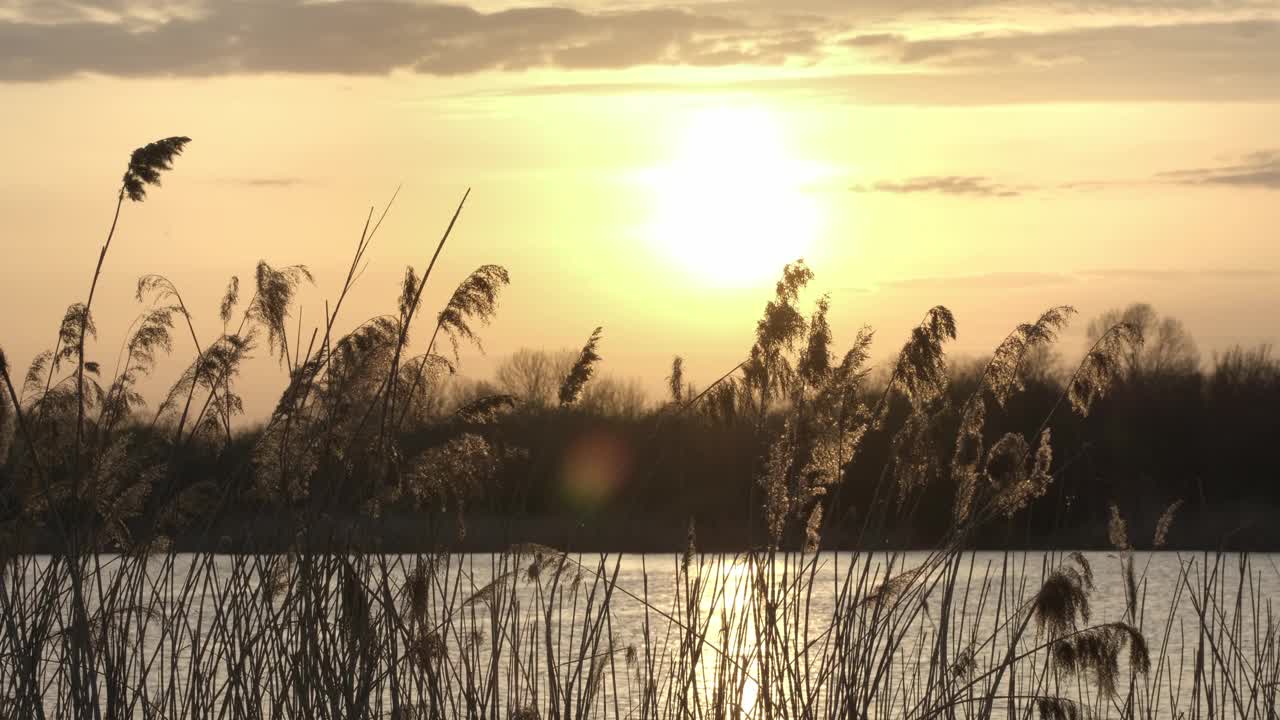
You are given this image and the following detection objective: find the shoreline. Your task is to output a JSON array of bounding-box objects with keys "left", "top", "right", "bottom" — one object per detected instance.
[{"left": 22, "top": 505, "right": 1280, "bottom": 554}]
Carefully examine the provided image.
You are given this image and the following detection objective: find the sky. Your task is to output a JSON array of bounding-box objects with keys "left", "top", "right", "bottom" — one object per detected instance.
[{"left": 1, "top": 0, "right": 1279, "bottom": 417}]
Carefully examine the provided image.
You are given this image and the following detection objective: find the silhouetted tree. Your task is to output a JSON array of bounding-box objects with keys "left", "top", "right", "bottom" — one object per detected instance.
[
  {"left": 1087, "top": 303, "right": 1199, "bottom": 378},
  {"left": 495, "top": 349, "right": 575, "bottom": 408}
]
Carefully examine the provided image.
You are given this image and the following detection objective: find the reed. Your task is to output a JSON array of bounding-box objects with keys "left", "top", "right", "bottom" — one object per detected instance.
[{"left": 0, "top": 139, "right": 1277, "bottom": 719}]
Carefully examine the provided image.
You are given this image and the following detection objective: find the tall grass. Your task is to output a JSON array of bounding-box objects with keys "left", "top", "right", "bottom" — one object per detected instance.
[{"left": 0, "top": 138, "right": 1277, "bottom": 719}]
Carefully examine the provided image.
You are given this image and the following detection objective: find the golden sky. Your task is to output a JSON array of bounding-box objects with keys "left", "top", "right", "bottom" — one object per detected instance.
[{"left": 2, "top": 0, "right": 1279, "bottom": 416}]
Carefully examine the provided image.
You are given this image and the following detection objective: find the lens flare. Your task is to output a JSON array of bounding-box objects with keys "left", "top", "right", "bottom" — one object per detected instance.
[{"left": 559, "top": 430, "right": 632, "bottom": 509}]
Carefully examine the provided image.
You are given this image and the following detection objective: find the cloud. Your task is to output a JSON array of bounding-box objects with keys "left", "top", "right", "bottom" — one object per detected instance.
[
  {"left": 841, "top": 32, "right": 904, "bottom": 47},
  {"left": 887, "top": 19, "right": 1279, "bottom": 71},
  {"left": 851, "top": 176, "right": 1029, "bottom": 197},
  {"left": 0, "top": 0, "right": 829, "bottom": 81},
  {"left": 1156, "top": 150, "right": 1280, "bottom": 190},
  {"left": 766, "top": 152, "right": 1280, "bottom": 203},
  {"left": 716, "top": 0, "right": 1279, "bottom": 20},
  {"left": 1050, "top": 150, "right": 1280, "bottom": 192},
  {"left": 3, "top": 0, "right": 1278, "bottom": 107},
  {"left": 828, "top": 19, "right": 1280, "bottom": 103}
]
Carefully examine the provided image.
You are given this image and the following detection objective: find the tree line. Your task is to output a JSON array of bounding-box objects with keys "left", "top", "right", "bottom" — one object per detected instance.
[
  {"left": 53, "top": 297, "right": 1270, "bottom": 553},
  {"left": 382, "top": 300, "right": 1269, "bottom": 550}
]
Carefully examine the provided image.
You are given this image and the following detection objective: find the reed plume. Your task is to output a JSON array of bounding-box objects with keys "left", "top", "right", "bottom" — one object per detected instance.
[
  {"left": 886, "top": 305, "right": 956, "bottom": 413},
  {"left": 248, "top": 262, "right": 314, "bottom": 367},
  {"left": 861, "top": 566, "right": 926, "bottom": 607},
  {"left": 981, "top": 428, "right": 1054, "bottom": 517},
  {"left": 98, "top": 304, "right": 177, "bottom": 434},
  {"left": 80, "top": 436, "right": 163, "bottom": 549},
  {"left": 1051, "top": 622, "right": 1150, "bottom": 696},
  {"left": 667, "top": 356, "right": 685, "bottom": 403},
  {"left": 121, "top": 136, "right": 191, "bottom": 202},
  {"left": 405, "top": 433, "right": 514, "bottom": 537},
  {"left": 398, "top": 266, "right": 422, "bottom": 337},
  {"left": 986, "top": 306, "right": 1075, "bottom": 406},
  {"left": 951, "top": 398, "right": 985, "bottom": 524},
  {"left": 436, "top": 264, "right": 510, "bottom": 361},
  {"left": 797, "top": 293, "right": 833, "bottom": 388},
  {"left": 1034, "top": 557, "right": 1094, "bottom": 639},
  {"left": 559, "top": 327, "right": 603, "bottom": 406},
  {"left": 758, "top": 419, "right": 797, "bottom": 544},
  {"left": 803, "top": 503, "right": 823, "bottom": 552},
  {"left": 22, "top": 350, "right": 52, "bottom": 400},
  {"left": 1107, "top": 503, "right": 1130, "bottom": 551},
  {"left": 743, "top": 260, "right": 813, "bottom": 407},
  {"left": 158, "top": 333, "right": 253, "bottom": 436},
  {"left": 1069, "top": 321, "right": 1143, "bottom": 417},
  {"left": 394, "top": 353, "right": 455, "bottom": 422},
  {"left": 887, "top": 409, "right": 941, "bottom": 499},
  {"left": 1153, "top": 499, "right": 1182, "bottom": 548},
  {"left": 951, "top": 306, "right": 1074, "bottom": 524},
  {"left": 218, "top": 276, "right": 240, "bottom": 327},
  {"left": 391, "top": 263, "right": 509, "bottom": 429}
]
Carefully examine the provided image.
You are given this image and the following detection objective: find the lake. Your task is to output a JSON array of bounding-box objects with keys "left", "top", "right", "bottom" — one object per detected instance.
[{"left": 5, "top": 550, "right": 1277, "bottom": 719}]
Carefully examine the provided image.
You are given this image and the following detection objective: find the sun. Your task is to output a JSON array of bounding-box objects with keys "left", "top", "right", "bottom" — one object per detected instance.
[{"left": 644, "top": 105, "right": 825, "bottom": 286}]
